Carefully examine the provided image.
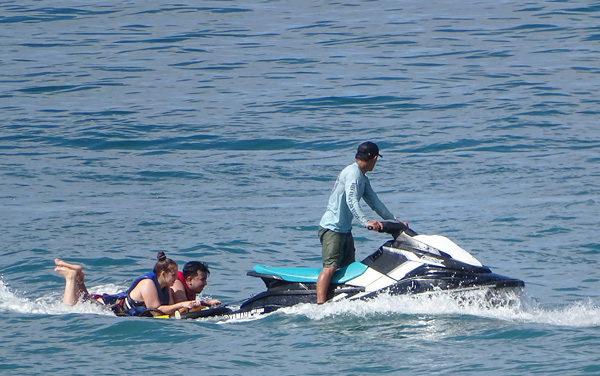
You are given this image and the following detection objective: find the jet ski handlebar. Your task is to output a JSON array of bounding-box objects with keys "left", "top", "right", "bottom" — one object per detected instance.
[{"left": 368, "top": 221, "right": 418, "bottom": 237}]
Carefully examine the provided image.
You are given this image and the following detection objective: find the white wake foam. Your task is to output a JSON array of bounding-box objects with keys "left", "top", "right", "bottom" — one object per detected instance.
[
  {"left": 3, "top": 277, "right": 598, "bottom": 327},
  {"left": 280, "top": 290, "right": 600, "bottom": 327},
  {"left": 0, "top": 278, "right": 117, "bottom": 316}
]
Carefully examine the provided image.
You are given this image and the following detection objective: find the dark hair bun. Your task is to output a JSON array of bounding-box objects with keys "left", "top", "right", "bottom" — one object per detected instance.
[{"left": 157, "top": 252, "right": 167, "bottom": 261}]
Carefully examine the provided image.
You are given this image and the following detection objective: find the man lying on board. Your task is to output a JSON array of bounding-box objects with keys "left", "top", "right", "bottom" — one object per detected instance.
[{"left": 171, "top": 261, "right": 220, "bottom": 306}]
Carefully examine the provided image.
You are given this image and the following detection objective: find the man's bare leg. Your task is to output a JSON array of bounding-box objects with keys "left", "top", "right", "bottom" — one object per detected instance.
[
  {"left": 316, "top": 266, "right": 336, "bottom": 304},
  {"left": 54, "top": 259, "right": 88, "bottom": 306}
]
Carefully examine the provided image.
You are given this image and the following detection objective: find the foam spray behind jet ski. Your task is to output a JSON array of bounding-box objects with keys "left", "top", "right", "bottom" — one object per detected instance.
[{"left": 237, "top": 221, "right": 524, "bottom": 314}]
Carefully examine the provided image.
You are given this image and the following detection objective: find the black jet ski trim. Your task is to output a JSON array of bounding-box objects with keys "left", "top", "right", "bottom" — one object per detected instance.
[
  {"left": 175, "top": 306, "right": 233, "bottom": 319},
  {"left": 138, "top": 305, "right": 234, "bottom": 319}
]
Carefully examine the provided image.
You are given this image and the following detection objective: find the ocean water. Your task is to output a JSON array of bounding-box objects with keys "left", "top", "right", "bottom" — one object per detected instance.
[{"left": 1, "top": 0, "right": 599, "bottom": 374}]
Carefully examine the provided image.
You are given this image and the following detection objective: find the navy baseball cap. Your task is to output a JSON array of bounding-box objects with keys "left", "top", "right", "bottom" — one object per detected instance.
[{"left": 356, "top": 141, "right": 382, "bottom": 160}]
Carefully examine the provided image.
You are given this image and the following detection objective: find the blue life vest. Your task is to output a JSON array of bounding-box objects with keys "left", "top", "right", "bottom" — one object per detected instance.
[
  {"left": 123, "top": 272, "right": 170, "bottom": 316},
  {"left": 94, "top": 272, "right": 170, "bottom": 316}
]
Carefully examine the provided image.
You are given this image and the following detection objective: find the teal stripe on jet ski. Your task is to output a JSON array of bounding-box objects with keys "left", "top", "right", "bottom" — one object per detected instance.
[{"left": 253, "top": 262, "right": 368, "bottom": 283}]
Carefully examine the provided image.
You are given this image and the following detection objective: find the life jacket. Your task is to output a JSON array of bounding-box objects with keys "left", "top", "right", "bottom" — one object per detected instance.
[
  {"left": 176, "top": 271, "right": 194, "bottom": 301},
  {"left": 91, "top": 272, "right": 170, "bottom": 317}
]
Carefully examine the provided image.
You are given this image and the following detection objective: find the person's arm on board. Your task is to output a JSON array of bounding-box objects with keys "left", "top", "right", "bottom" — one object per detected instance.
[{"left": 135, "top": 279, "right": 204, "bottom": 315}]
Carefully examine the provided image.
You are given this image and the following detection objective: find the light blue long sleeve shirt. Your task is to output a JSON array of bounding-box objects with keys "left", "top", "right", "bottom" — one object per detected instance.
[{"left": 319, "top": 162, "right": 395, "bottom": 233}]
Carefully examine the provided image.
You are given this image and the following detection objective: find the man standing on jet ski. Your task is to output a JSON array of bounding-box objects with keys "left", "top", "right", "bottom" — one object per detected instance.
[{"left": 316, "top": 141, "right": 402, "bottom": 304}]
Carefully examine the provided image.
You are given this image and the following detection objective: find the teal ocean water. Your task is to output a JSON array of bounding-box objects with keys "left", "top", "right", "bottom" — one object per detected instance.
[{"left": 1, "top": 1, "right": 599, "bottom": 374}]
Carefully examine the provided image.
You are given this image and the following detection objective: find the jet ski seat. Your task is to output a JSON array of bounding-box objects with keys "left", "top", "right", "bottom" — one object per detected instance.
[{"left": 252, "top": 262, "right": 368, "bottom": 283}]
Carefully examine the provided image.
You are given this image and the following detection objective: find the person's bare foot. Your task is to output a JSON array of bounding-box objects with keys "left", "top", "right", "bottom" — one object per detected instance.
[
  {"left": 54, "top": 265, "right": 77, "bottom": 280},
  {"left": 54, "top": 259, "right": 86, "bottom": 289},
  {"left": 54, "top": 259, "right": 83, "bottom": 272}
]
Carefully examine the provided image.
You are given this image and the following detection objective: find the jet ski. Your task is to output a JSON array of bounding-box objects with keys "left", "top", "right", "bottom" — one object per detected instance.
[{"left": 237, "top": 222, "right": 524, "bottom": 313}]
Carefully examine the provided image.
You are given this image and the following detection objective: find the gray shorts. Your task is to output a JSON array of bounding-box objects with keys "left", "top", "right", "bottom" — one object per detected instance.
[{"left": 318, "top": 226, "right": 355, "bottom": 268}]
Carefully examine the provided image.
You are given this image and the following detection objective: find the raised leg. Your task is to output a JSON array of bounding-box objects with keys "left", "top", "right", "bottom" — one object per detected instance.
[{"left": 54, "top": 259, "right": 88, "bottom": 306}]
